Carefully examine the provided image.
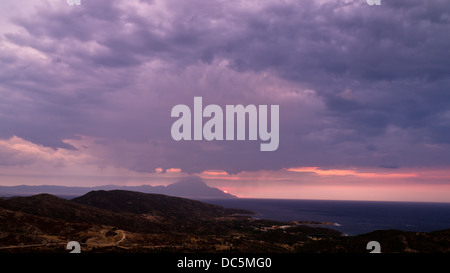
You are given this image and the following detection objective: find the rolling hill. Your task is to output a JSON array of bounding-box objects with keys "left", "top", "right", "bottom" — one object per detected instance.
[
  {"left": 0, "top": 193, "right": 164, "bottom": 233},
  {"left": 72, "top": 190, "right": 251, "bottom": 220}
]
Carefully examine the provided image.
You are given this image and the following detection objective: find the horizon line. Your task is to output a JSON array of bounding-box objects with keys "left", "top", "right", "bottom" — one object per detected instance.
[{"left": 1, "top": 183, "right": 450, "bottom": 204}]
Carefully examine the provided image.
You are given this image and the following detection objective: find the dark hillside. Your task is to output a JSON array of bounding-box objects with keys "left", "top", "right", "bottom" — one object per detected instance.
[
  {"left": 72, "top": 190, "right": 253, "bottom": 220},
  {"left": 0, "top": 193, "right": 164, "bottom": 233}
]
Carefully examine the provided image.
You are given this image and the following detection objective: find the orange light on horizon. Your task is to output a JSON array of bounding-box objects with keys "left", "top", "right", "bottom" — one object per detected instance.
[
  {"left": 286, "top": 166, "right": 417, "bottom": 179},
  {"left": 166, "top": 168, "right": 182, "bottom": 173},
  {"left": 202, "top": 170, "right": 228, "bottom": 175}
]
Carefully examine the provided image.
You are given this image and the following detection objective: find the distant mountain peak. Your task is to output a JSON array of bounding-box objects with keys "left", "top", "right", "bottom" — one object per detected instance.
[{"left": 165, "top": 176, "right": 236, "bottom": 198}]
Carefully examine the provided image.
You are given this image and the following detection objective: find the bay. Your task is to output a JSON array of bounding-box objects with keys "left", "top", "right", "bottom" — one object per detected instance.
[{"left": 200, "top": 198, "right": 450, "bottom": 235}]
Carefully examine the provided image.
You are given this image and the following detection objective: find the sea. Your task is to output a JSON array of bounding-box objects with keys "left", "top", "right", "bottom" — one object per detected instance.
[{"left": 199, "top": 198, "right": 450, "bottom": 236}]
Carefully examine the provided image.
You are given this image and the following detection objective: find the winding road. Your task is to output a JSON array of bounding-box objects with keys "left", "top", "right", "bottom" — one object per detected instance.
[{"left": 0, "top": 229, "right": 127, "bottom": 251}]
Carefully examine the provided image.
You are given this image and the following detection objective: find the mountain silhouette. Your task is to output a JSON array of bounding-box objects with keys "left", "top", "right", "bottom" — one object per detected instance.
[
  {"left": 0, "top": 177, "right": 236, "bottom": 198},
  {"left": 163, "top": 176, "right": 234, "bottom": 198}
]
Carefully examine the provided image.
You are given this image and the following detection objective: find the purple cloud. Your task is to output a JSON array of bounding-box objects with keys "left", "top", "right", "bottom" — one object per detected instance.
[{"left": 0, "top": 0, "right": 449, "bottom": 175}]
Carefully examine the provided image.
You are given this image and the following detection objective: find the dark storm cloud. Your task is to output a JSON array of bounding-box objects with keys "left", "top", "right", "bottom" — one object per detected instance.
[{"left": 1, "top": 0, "right": 449, "bottom": 173}]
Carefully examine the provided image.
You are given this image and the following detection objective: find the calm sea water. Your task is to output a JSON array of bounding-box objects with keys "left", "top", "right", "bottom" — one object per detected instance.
[{"left": 200, "top": 198, "right": 450, "bottom": 235}]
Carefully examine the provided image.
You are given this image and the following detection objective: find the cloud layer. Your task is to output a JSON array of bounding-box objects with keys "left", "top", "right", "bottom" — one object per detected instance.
[{"left": 1, "top": 0, "right": 449, "bottom": 177}]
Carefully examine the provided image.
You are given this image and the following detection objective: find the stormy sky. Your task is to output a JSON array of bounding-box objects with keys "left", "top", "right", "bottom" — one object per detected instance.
[{"left": 0, "top": 0, "right": 449, "bottom": 201}]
